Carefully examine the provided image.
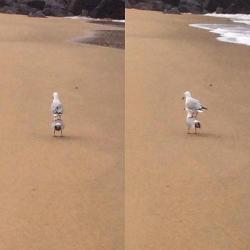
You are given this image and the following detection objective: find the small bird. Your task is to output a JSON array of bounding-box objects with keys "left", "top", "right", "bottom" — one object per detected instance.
[
  {"left": 186, "top": 111, "right": 201, "bottom": 134},
  {"left": 52, "top": 114, "right": 64, "bottom": 136},
  {"left": 183, "top": 91, "right": 207, "bottom": 117},
  {"left": 51, "top": 92, "right": 64, "bottom": 118}
]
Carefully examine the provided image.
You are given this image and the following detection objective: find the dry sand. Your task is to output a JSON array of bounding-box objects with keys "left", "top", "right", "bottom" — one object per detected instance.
[
  {"left": 0, "top": 14, "right": 124, "bottom": 249},
  {"left": 126, "top": 9, "right": 250, "bottom": 250}
]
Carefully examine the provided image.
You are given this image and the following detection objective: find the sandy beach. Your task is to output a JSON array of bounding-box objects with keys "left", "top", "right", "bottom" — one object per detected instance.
[
  {"left": 126, "top": 9, "right": 250, "bottom": 250},
  {"left": 0, "top": 14, "right": 124, "bottom": 249}
]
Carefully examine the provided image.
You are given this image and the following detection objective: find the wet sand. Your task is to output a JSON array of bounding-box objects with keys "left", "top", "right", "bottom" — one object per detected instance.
[
  {"left": 78, "top": 30, "right": 125, "bottom": 49},
  {"left": 126, "top": 9, "right": 250, "bottom": 250},
  {"left": 72, "top": 19, "right": 125, "bottom": 49},
  {"left": 0, "top": 14, "right": 124, "bottom": 249}
]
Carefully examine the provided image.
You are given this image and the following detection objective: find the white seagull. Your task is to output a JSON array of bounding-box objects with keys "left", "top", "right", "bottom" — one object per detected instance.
[
  {"left": 183, "top": 91, "right": 207, "bottom": 117},
  {"left": 51, "top": 92, "right": 64, "bottom": 117},
  {"left": 52, "top": 115, "right": 64, "bottom": 136},
  {"left": 186, "top": 111, "right": 201, "bottom": 134}
]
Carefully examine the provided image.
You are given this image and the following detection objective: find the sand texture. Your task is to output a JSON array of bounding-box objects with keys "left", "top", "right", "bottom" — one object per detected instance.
[
  {"left": 0, "top": 14, "right": 124, "bottom": 250},
  {"left": 126, "top": 10, "right": 250, "bottom": 250}
]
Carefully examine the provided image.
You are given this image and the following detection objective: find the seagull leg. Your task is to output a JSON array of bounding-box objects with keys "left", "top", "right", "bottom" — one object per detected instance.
[
  {"left": 54, "top": 129, "right": 56, "bottom": 137},
  {"left": 195, "top": 127, "right": 197, "bottom": 134},
  {"left": 61, "top": 129, "right": 62, "bottom": 137}
]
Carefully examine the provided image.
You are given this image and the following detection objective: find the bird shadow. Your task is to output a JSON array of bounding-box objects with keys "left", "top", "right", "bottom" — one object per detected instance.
[
  {"left": 40, "top": 134, "right": 84, "bottom": 142},
  {"left": 185, "top": 132, "right": 222, "bottom": 139},
  {"left": 53, "top": 135, "right": 81, "bottom": 140}
]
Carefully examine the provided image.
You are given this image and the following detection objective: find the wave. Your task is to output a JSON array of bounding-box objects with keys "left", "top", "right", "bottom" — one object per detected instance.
[
  {"left": 65, "top": 16, "right": 125, "bottom": 24},
  {"left": 190, "top": 14, "right": 250, "bottom": 46},
  {"left": 206, "top": 13, "right": 250, "bottom": 25}
]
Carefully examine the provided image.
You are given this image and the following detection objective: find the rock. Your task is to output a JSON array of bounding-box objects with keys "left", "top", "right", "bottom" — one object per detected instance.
[
  {"left": 202, "top": 8, "right": 208, "bottom": 14},
  {"left": 164, "top": 4, "right": 173, "bottom": 11},
  {"left": 1, "top": 0, "right": 250, "bottom": 18},
  {"left": 202, "top": 0, "right": 250, "bottom": 14},
  {"left": 125, "top": 0, "right": 131, "bottom": 8},
  {"left": 0, "top": 5, "right": 17, "bottom": 14},
  {"left": 0, "top": 0, "right": 125, "bottom": 19},
  {"left": 26, "top": 0, "right": 45, "bottom": 10},
  {"left": 215, "top": 6, "right": 223, "bottom": 14},
  {"left": 133, "top": 2, "right": 153, "bottom": 10},
  {"left": 43, "top": 6, "right": 66, "bottom": 16},
  {"left": 81, "top": 9, "right": 88, "bottom": 16},
  {"left": 164, "top": 6, "right": 180, "bottom": 14},
  {"left": 28, "top": 10, "right": 46, "bottom": 17},
  {"left": 16, "top": 3, "right": 36, "bottom": 14},
  {"left": 0, "top": 3, "right": 36, "bottom": 14},
  {"left": 68, "top": 0, "right": 124, "bottom": 19},
  {"left": 127, "top": 0, "right": 250, "bottom": 15},
  {"left": 89, "top": 0, "right": 125, "bottom": 19},
  {"left": 152, "top": 0, "right": 165, "bottom": 11},
  {"left": 178, "top": 0, "right": 202, "bottom": 13},
  {"left": 0, "top": 0, "right": 5, "bottom": 7}
]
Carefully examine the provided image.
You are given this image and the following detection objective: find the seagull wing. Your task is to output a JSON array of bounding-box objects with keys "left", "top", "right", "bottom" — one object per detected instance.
[
  {"left": 186, "top": 97, "right": 203, "bottom": 111},
  {"left": 51, "top": 101, "right": 64, "bottom": 115}
]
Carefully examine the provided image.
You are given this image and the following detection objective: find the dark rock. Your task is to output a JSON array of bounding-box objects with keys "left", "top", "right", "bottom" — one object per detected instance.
[
  {"left": 0, "top": 0, "right": 5, "bottom": 7},
  {"left": 202, "top": 8, "right": 208, "bottom": 14},
  {"left": 16, "top": 3, "right": 36, "bottom": 14},
  {"left": 0, "top": 0, "right": 124, "bottom": 19},
  {"left": 164, "top": 6, "right": 180, "bottom": 14},
  {"left": 28, "top": 10, "right": 46, "bottom": 17},
  {"left": 45, "top": 0, "right": 67, "bottom": 10},
  {"left": 85, "top": 0, "right": 250, "bottom": 16},
  {"left": 178, "top": 0, "right": 202, "bottom": 13},
  {"left": 43, "top": 6, "right": 66, "bottom": 16},
  {"left": 152, "top": 0, "right": 165, "bottom": 11},
  {"left": 203, "top": 0, "right": 250, "bottom": 14},
  {"left": 69, "top": 0, "right": 124, "bottom": 19},
  {"left": 0, "top": 5, "right": 17, "bottom": 14},
  {"left": 126, "top": 0, "right": 250, "bottom": 14},
  {"left": 125, "top": 0, "right": 131, "bottom": 8},
  {"left": 216, "top": 6, "right": 223, "bottom": 14},
  {"left": 133, "top": 2, "right": 153, "bottom": 10},
  {"left": 81, "top": 8, "right": 88, "bottom": 16},
  {"left": 26, "top": 0, "right": 45, "bottom": 10},
  {"left": 164, "top": 4, "right": 173, "bottom": 11},
  {"left": 89, "top": 0, "right": 125, "bottom": 19}
]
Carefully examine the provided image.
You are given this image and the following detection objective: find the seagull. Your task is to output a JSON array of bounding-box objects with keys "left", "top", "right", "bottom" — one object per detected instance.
[
  {"left": 183, "top": 91, "right": 207, "bottom": 117},
  {"left": 186, "top": 111, "right": 201, "bottom": 134},
  {"left": 51, "top": 92, "right": 63, "bottom": 117},
  {"left": 52, "top": 114, "right": 64, "bottom": 136}
]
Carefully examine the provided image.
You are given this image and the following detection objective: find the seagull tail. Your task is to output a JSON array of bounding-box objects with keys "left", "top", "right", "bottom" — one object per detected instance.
[
  {"left": 201, "top": 106, "right": 207, "bottom": 110},
  {"left": 194, "top": 120, "right": 201, "bottom": 128}
]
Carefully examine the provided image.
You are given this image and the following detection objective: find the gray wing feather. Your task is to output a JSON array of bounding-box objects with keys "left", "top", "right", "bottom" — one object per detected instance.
[
  {"left": 186, "top": 97, "right": 202, "bottom": 110},
  {"left": 51, "top": 102, "right": 64, "bottom": 114}
]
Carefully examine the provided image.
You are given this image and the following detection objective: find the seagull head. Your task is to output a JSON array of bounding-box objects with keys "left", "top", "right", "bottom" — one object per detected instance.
[
  {"left": 53, "top": 92, "right": 59, "bottom": 100},
  {"left": 182, "top": 91, "right": 191, "bottom": 99}
]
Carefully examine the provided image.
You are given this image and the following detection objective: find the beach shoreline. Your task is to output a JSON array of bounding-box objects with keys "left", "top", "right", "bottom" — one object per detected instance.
[
  {"left": 126, "top": 9, "right": 250, "bottom": 250},
  {"left": 0, "top": 13, "right": 124, "bottom": 249}
]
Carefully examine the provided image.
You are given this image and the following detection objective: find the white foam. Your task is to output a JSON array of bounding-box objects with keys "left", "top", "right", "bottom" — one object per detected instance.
[
  {"left": 190, "top": 14, "right": 250, "bottom": 46},
  {"left": 206, "top": 13, "right": 250, "bottom": 25},
  {"left": 65, "top": 16, "right": 125, "bottom": 23}
]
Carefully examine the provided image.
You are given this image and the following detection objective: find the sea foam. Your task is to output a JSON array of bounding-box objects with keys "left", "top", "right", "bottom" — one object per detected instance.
[
  {"left": 190, "top": 14, "right": 250, "bottom": 46},
  {"left": 65, "top": 16, "right": 125, "bottom": 24}
]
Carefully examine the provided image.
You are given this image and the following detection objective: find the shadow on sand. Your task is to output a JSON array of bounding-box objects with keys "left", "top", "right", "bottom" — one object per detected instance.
[
  {"left": 73, "top": 30, "right": 125, "bottom": 49},
  {"left": 186, "top": 132, "right": 222, "bottom": 139}
]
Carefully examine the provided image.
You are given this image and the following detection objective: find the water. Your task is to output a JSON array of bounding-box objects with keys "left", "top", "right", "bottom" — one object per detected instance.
[
  {"left": 190, "top": 14, "right": 250, "bottom": 46},
  {"left": 65, "top": 16, "right": 125, "bottom": 24}
]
